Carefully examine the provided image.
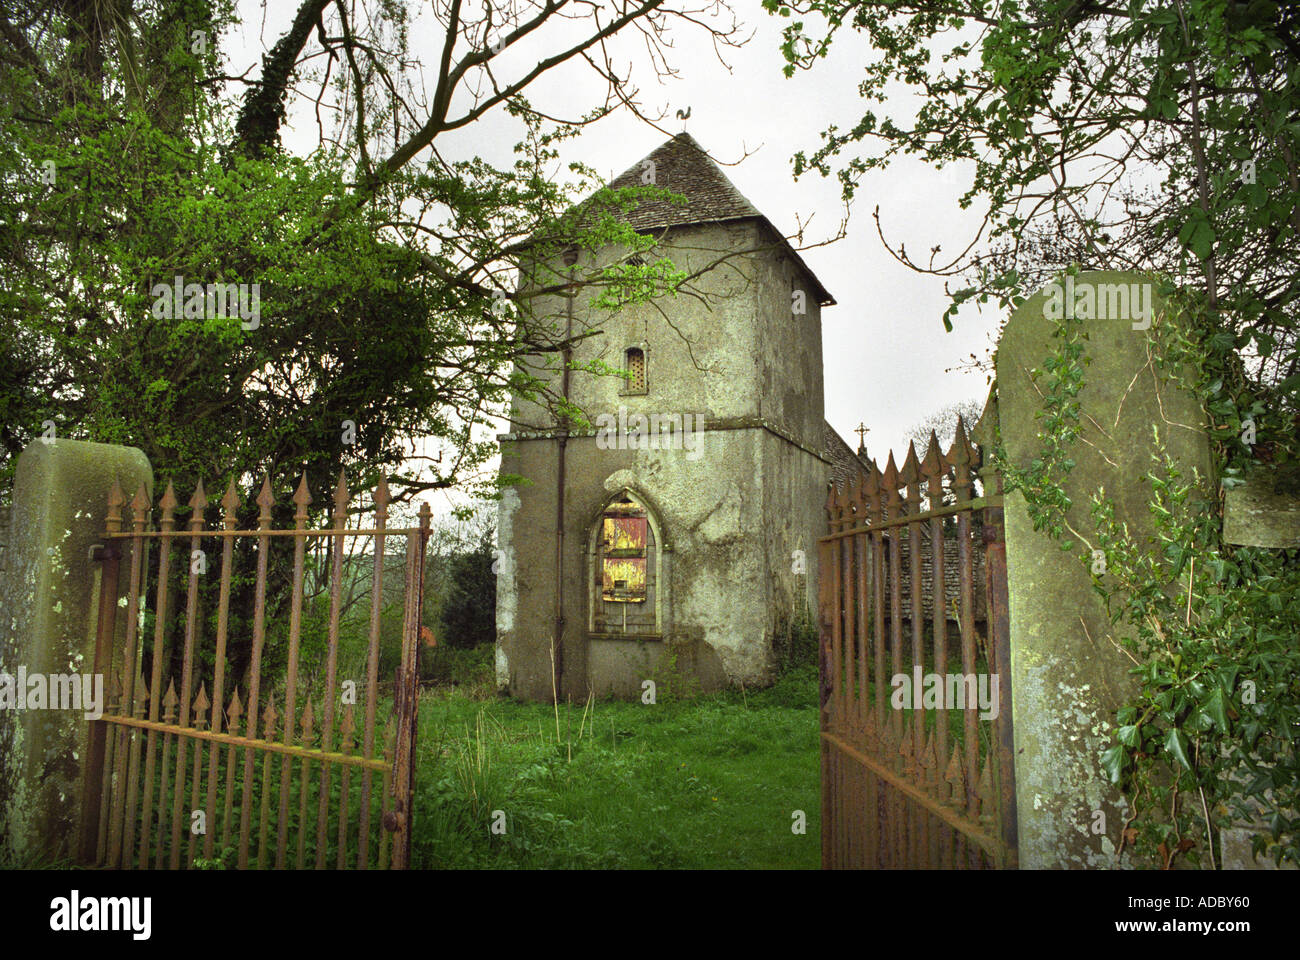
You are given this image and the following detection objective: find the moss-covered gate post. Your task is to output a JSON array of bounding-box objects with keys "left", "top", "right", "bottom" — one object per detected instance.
[
  {"left": 0, "top": 439, "right": 152, "bottom": 864},
  {"left": 996, "top": 270, "right": 1213, "bottom": 868}
]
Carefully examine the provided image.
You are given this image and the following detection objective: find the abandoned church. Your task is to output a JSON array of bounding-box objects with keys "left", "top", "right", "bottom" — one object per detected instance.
[{"left": 495, "top": 132, "right": 863, "bottom": 701}]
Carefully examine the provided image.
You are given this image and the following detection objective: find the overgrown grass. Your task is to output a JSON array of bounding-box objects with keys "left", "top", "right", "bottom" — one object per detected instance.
[{"left": 410, "top": 662, "right": 821, "bottom": 869}]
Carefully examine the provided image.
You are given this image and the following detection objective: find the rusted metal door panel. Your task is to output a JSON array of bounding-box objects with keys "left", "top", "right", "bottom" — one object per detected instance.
[{"left": 818, "top": 421, "right": 1018, "bottom": 869}]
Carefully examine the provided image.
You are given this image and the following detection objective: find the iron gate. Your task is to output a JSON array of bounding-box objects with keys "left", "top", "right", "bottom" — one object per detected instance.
[
  {"left": 818, "top": 419, "right": 1018, "bottom": 869},
  {"left": 79, "top": 473, "right": 428, "bottom": 870}
]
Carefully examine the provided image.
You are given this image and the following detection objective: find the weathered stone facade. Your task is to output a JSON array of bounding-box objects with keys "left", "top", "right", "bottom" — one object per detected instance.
[{"left": 495, "top": 133, "right": 848, "bottom": 700}]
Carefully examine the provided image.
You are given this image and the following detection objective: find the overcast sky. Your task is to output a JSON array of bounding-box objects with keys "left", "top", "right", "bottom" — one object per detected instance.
[{"left": 227, "top": 1, "right": 998, "bottom": 512}]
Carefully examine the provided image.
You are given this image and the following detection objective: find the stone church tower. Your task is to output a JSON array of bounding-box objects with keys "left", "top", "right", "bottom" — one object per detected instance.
[{"left": 496, "top": 132, "right": 853, "bottom": 701}]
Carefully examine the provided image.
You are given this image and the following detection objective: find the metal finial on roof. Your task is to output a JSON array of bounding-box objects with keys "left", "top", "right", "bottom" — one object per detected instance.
[{"left": 676, "top": 106, "right": 691, "bottom": 131}]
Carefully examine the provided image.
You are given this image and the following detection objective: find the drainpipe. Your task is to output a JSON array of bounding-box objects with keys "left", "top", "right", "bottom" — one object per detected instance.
[{"left": 554, "top": 245, "right": 577, "bottom": 702}]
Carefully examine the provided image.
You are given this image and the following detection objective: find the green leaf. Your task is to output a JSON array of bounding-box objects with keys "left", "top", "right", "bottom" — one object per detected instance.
[
  {"left": 1164, "top": 728, "right": 1192, "bottom": 772},
  {"left": 1101, "top": 744, "right": 1126, "bottom": 783},
  {"left": 1117, "top": 724, "right": 1140, "bottom": 747},
  {"left": 1241, "top": 721, "right": 1262, "bottom": 748},
  {"left": 1186, "top": 219, "right": 1215, "bottom": 260},
  {"left": 1202, "top": 686, "right": 1230, "bottom": 733}
]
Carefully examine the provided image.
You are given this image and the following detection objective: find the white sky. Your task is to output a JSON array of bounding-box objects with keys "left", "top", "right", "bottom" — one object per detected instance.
[{"left": 226, "top": 1, "right": 999, "bottom": 513}]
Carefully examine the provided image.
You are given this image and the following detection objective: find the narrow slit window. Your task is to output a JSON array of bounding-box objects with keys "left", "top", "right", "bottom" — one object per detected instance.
[{"left": 626, "top": 347, "right": 646, "bottom": 393}]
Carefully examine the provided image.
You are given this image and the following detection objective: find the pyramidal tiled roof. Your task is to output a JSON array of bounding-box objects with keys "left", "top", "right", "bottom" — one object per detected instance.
[
  {"left": 597, "top": 132, "right": 834, "bottom": 305},
  {"left": 607, "top": 132, "right": 762, "bottom": 232}
]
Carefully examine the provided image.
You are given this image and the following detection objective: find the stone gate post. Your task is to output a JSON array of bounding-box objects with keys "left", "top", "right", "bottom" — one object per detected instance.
[
  {"left": 0, "top": 439, "right": 152, "bottom": 864},
  {"left": 996, "top": 271, "right": 1213, "bottom": 868}
]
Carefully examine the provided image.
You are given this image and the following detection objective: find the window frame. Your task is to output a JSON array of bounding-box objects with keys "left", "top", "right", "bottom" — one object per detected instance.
[{"left": 585, "top": 487, "right": 667, "bottom": 640}]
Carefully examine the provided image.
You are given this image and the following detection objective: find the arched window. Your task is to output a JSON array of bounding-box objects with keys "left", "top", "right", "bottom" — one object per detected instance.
[
  {"left": 623, "top": 347, "right": 647, "bottom": 394},
  {"left": 588, "top": 490, "right": 663, "bottom": 637}
]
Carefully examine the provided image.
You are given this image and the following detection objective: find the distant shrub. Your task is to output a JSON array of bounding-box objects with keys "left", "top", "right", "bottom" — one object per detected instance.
[
  {"left": 438, "top": 535, "right": 496, "bottom": 650},
  {"left": 420, "top": 644, "right": 495, "bottom": 690},
  {"left": 756, "top": 663, "right": 819, "bottom": 710}
]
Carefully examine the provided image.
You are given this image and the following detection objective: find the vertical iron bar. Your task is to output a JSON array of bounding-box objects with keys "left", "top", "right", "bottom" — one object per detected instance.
[
  {"left": 317, "top": 474, "right": 348, "bottom": 867},
  {"left": 257, "top": 701, "right": 276, "bottom": 868},
  {"left": 170, "top": 483, "right": 207, "bottom": 868},
  {"left": 818, "top": 505, "right": 832, "bottom": 871},
  {"left": 107, "top": 490, "right": 148, "bottom": 867},
  {"left": 205, "top": 482, "right": 239, "bottom": 860},
  {"left": 818, "top": 536, "right": 834, "bottom": 735},
  {"left": 337, "top": 704, "right": 356, "bottom": 869},
  {"left": 958, "top": 513, "right": 978, "bottom": 820},
  {"left": 819, "top": 739, "right": 831, "bottom": 869},
  {"left": 276, "top": 475, "right": 312, "bottom": 868},
  {"left": 389, "top": 511, "right": 428, "bottom": 869},
  {"left": 856, "top": 530, "right": 869, "bottom": 736},
  {"left": 378, "top": 766, "right": 392, "bottom": 870},
  {"left": 883, "top": 459, "right": 904, "bottom": 867},
  {"left": 81, "top": 540, "right": 120, "bottom": 862},
  {"left": 830, "top": 532, "right": 843, "bottom": 731},
  {"left": 238, "top": 478, "right": 274, "bottom": 870},
  {"left": 872, "top": 522, "right": 885, "bottom": 736},
  {"left": 187, "top": 687, "right": 208, "bottom": 866},
  {"left": 984, "top": 478, "right": 1018, "bottom": 866},
  {"left": 903, "top": 448, "right": 926, "bottom": 867},
  {"left": 928, "top": 494, "right": 948, "bottom": 798},
  {"left": 155, "top": 681, "right": 177, "bottom": 868},
  {"left": 297, "top": 703, "right": 313, "bottom": 869},
  {"left": 951, "top": 421, "right": 980, "bottom": 821},
  {"left": 840, "top": 502, "right": 854, "bottom": 728},
  {"left": 138, "top": 486, "right": 177, "bottom": 870},
  {"left": 97, "top": 675, "right": 120, "bottom": 865},
  {"left": 221, "top": 692, "right": 241, "bottom": 854},
  {"left": 358, "top": 478, "right": 389, "bottom": 869},
  {"left": 119, "top": 485, "right": 151, "bottom": 869},
  {"left": 122, "top": 676, "right": 146, "bottom": 868}
]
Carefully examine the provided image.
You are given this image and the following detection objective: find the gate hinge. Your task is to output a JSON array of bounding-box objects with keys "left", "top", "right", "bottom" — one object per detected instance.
[{"left": 87, "top": 543, "right": 119, "bottom": 562}]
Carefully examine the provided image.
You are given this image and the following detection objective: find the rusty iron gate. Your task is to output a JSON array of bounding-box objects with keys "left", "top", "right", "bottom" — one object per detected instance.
[
  {"left": 79, "top": 473, "right": 428, "bottom": 870},
  {"left": 818, "top": 420, "right": 1017, "bottom": 869}
]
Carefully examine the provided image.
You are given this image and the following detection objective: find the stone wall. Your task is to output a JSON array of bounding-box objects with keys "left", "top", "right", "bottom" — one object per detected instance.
[
  {"left": 887, "top": 532, "right": 988, "bottom": 623},
  {"left": 0, "top": 505, "right": 9, "bottom": 577},
  {"left": 497, "top": 418, "right": 830, "bottom": 701}
]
